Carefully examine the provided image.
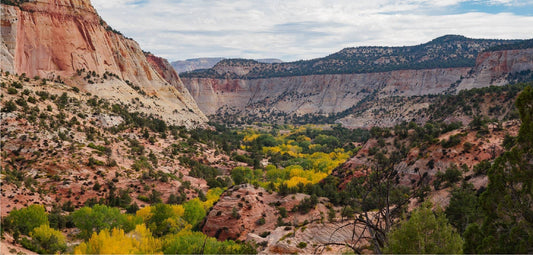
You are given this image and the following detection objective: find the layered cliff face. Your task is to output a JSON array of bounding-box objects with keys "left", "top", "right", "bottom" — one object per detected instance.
[
  {"left": 184, "top": 68, "right": 469, "bottom": 116},
  {"left": 0, "top": 0, "right": 207, "bottom": 127},
  {"left": 182, "top": 46, "right": 532, "bottom": 126}
]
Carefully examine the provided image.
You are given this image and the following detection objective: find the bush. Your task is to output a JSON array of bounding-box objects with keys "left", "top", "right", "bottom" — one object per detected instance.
[
  {"left": 434, "top": 165, "right": 463, "bottom": 189},
  {"left": 441, "top": 134, "right": 462, "bottom": 148},
  {"left": 7, "top": 87, "right": 17, "bottom": 94},
  {"left": 473, "top": 160, "right": 491, "bottom": 176},
  {"left": 463, "top": 142, "right": 473, "bottom": 152},
  {"left": 163, "top": 231, "right": 256, "bottom": 254},
  {"left": 256, "top": 217, "right": 266, "bottom": 225},
  {"left": 297, "top": 242, "right": 307, "bottom": 248},
  {"left": 2, "top": 100, "right": 17, "bottom": 112},
  {"left": 295, "top": 195, "right": 318, "bottom": 214}
]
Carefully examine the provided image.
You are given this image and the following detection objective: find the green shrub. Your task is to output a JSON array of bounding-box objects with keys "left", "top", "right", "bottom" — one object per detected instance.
[
  {"left": 7, "top": 87, "right": 17, "bottom": 94},
  {"left": 256, "top": 217, "right": 266, "bottom": 225},
  {"left": 2, "top": 100, "right": 17, "bottom": 112}
]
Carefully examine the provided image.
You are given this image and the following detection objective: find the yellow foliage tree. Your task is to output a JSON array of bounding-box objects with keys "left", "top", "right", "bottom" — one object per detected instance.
[
  {"left": 74, "top": 225, "right": 163, "bottom": 254},
  {"left": 74, "top": 228, "right": 138, "bottom": 254},
  {"left": 285, "top": 176, "right": 312, "bottom": 187},
  {"left": 136, "top": 206, "right": 153, "bottom": 222}
]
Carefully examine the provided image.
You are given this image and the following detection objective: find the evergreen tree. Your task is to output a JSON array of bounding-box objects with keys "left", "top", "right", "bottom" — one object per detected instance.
[
  {"left": 384, "top": 202, "right": 463, "bottom": 254},
  {"left": 445, "top": 182, "right": 479, "bottom": 233}
]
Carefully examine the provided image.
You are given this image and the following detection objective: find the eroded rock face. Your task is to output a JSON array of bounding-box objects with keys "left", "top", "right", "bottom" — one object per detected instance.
[
  {"left": 457, "top": 48, "right": 533, "bottom": 90},
  {"left": 0, "top": 0, "right": 207, "bottom": 127},
  {"left": 183, "top": 68, "right": 470, "bottom": 116}
]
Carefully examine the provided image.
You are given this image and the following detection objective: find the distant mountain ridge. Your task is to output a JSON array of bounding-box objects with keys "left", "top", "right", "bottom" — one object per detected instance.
[
  {"left": 171, "top": 57, "right": 282, "bottom": 74},
  {"left": 181, "top": 35, "right": 521, "bottom": 79}
]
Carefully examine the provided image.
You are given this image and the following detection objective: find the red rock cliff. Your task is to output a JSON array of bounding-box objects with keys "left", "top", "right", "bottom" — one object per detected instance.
[{"left": 1, "top": 0, "right": 207, "bottom": 127}]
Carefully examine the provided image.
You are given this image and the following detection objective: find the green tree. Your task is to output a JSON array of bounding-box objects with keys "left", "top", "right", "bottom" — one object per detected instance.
[
  {"left": 146, "top": 203, "right": 188, "bottom": 237},
  {"left": 384, "top": 202, "right": 463, "bottom": 254},
  {"left": 163, "top": 231, "right": 255, "bottom": 254},
  {"left": 445, "top": 182, "right": 479, "bottom": 233},
  {"left": 231, "top": 166, "right": 254, "bottom": 185},
  {"left": 4, "top": 205, "right": 49, "bottom": 235},
  {"left": 71, "top": 204, "right": 131, "bottom": 240},
  {"left": 183, "top": 199, "right": 206, "bottom": 227}
]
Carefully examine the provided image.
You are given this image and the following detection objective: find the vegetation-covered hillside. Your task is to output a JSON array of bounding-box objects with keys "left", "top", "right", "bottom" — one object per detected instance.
[{"left": 182, "top": 35, "right": 520, "bottom": 79}]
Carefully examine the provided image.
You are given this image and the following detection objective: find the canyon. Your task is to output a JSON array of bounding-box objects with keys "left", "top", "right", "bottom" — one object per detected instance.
[{"left": 1, "top": 0, "right": 532, "bottom": 254}]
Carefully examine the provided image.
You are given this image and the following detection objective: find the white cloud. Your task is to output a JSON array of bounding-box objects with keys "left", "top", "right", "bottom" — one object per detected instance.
[{"left": 91, "top": 0, "right": 533, "bottom": 61}]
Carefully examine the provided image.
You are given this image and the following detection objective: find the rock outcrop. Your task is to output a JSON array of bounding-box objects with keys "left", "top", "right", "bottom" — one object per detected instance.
[
  {"left": 0, "top": 0, "right": 207, "bottom": 127},
  {"left": 457, "top": 48, "right": 533, "bottom": 90},
  {"left": 202, "top": 184, "right": 358, "bottom": 254}
]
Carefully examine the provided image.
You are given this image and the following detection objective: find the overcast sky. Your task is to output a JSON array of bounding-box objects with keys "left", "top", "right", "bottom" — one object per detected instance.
[{"left": 91, "top": 0, "right": 533, "bottom": 62}]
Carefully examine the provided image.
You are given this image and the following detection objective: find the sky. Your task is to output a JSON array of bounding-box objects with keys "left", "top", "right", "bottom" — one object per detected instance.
[{"left": 91, "top": 0, "right": 533, "bottom": 62}]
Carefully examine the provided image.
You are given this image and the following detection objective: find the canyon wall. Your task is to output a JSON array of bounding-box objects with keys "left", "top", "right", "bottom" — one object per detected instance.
[
  {"left": 182, "top": 47, "right": 532, "bottom": 125},
  {"left": 0, "top": 0, "right": 207, "bottom": 127},
  {"left": 183, "top": 67, "right": 470, "bottom": 116}
]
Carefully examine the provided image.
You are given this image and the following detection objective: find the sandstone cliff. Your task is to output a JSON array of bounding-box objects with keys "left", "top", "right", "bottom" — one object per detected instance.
[
  {"left": 0, "top": 0, "right": 207, "bottom": 127},
  {"left": 183, "top": 68, "right": 470, "bottom": 116}
]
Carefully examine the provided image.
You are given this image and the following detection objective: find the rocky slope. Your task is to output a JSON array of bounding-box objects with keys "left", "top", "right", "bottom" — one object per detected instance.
[
  {"left": 202, "top": 184, "right": 361, "bottom": 254},
  {"left": 0, "top": 0, "right": 207, "bottom": 127},
  {"left": 0, "top": 71, "right": 234, "bottom": 218},
  {"left": 182, "top": 44, "right": 532, "bottom": 126},
  {"left": 200, "top": 119, "right": 521, "bottom": 253}
]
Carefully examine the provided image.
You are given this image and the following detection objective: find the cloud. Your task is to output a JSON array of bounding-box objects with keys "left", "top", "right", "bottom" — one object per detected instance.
[{"left": 91, "top": 0, "right": 533, "bottom": 61}]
